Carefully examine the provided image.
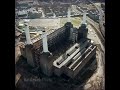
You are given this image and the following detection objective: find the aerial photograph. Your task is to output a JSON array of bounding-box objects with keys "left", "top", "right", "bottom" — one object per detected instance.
[{"left": 15, "top": 0, "right": 105, "bottom": 90}]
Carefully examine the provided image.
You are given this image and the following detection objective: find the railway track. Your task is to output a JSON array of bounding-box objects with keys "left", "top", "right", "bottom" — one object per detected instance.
[{"left": 87, "top": 16, "right": 105, "bottom": 46}]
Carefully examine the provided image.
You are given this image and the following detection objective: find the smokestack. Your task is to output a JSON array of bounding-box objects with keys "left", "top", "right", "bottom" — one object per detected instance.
[
  {"left": 41, "top": 30, "right": 49, "bottom": 53},
  {"left": 67, "top": 7, "right": 71, "bottom": 22},
  {"left": 53, "top": 13, "right": 56, "bottom": 18},
  {"left": 24, "top": 21, "right": 32, "bottom": 45},
  {"left": 82, "top": 12, "right": 87, "bottom": 25},
  {"left": 42, "top": 9, "right": 45, "bottom": 18}
]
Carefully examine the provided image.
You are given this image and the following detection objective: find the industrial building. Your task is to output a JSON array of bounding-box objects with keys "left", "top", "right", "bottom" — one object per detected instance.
[{"left": 19, "top": 10, "right": 96, "bottom": 78}]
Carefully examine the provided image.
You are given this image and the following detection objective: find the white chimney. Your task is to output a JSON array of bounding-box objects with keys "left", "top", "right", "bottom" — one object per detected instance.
[
  {"left": 41, "top": 31, "right": 49, "bottom": 53},
  {"left": 67, "top": 7, "right": 71, "bottom": 22},
  {"left": 82, "top": 12, "right": 87, "bottom": 25},
  {"left": 53, "top": 13, "right": 56, "bottom": 18},
  {"left": 24, "top": 21, "right": 32, "bottom": 45},
  {"left": 42, "top": 9, "right": 45, "bottom": 18}
]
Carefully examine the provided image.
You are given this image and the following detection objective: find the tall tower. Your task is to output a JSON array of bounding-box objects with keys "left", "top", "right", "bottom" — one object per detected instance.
[
  {"left": 39, "top": 29, "right": 53, "bottom": 76},
  {"left": 78, "top": 12, "right": 88, "bottom": 40},
  {"left": 24, "top": 20, "right": 35, "bottom": 67},
  {"left": 65, "top": 7, "right": 71, "bottom": 37},
  {"left": 66, "top": 6, "right": 77, "bottom": 43}
]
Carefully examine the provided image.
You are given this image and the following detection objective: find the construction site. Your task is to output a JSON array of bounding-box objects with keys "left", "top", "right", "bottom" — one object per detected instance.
[{"left": 15, "top": 0, "right": 105, "bottom": 90}]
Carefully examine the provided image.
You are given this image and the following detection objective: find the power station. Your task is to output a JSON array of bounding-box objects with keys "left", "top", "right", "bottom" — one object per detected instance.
[{"left": 20, "top": 10, "right": 96, "bottom": 78}]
